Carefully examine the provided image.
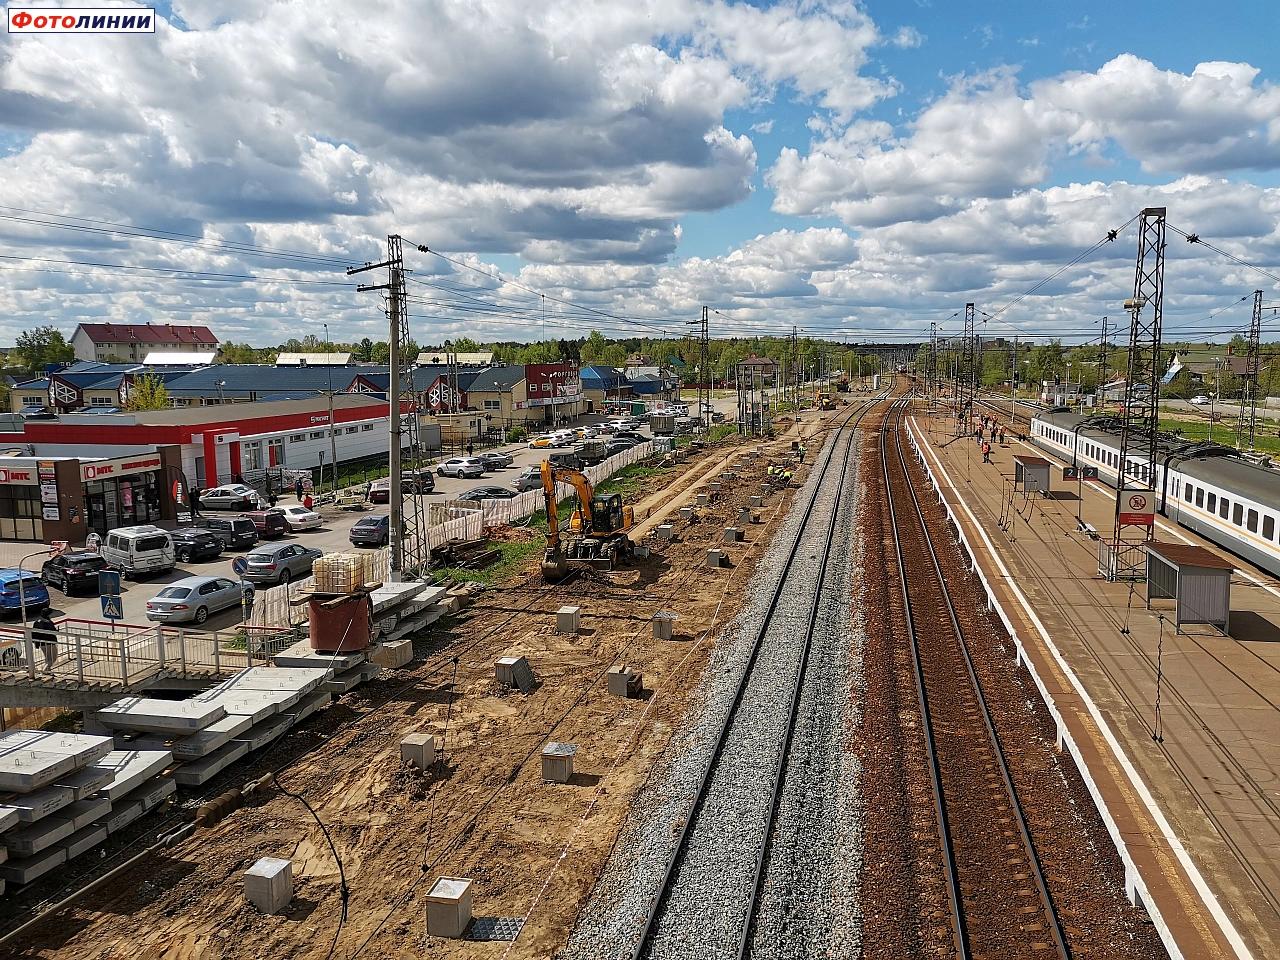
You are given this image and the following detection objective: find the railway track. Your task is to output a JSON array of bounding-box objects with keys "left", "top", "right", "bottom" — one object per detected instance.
[
  {"left": 880, "top": 396, "right": 1070, "bottom": 959},
  {"left": 633, "top": 394, "right": 884, "bottom": 960}
]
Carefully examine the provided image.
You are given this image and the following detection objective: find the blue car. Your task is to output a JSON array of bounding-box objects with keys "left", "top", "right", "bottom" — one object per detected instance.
[{"left": 0, "top": 569, "right": 50, "bottom": 616}]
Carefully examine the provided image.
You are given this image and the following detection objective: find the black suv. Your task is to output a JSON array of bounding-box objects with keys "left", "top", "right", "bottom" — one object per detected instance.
[
  {"left": 350, "top": 514, "right": 390, "bottom": 548},
  {"left": 41, "top": 552, "right": 108, "bottom": 595},
  {"left": 202, "top": 515, "right": 259, "bottom": 550},
  {"left": 171, "top": 528, "right": 225, "bottom": 563}
]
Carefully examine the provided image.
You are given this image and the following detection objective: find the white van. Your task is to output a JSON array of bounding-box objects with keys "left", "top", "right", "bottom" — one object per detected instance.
[{"left": 100, "top": 525, "right": 176, "bottom": 579}]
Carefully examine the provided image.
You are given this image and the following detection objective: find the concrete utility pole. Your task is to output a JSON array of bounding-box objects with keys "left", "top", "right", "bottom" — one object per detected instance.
[
  {"left": 1097, "top": 316, "right": 1109, "bottom": 410},
  {"left": 323, "top": 322, "right": 338, "bottom": 494}
]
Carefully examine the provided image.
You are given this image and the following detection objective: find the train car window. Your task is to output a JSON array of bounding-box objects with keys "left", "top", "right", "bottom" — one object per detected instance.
[
  {"left": 1219, "top": 497, "right": 1229, "bottom": 519},
  {"left": 1247, "top": 509, "right": 1258, "bottom": 533},
  {"left": 1233, "top": 503, "right": 1243, "bottom": 526},
  {"left": 1183, "top": 482, "right": 1192, "bottom": 502},
  {"left": 1265, "top": 516, "right": 1275, "bottom": 541},
  {"left": 1202, "top": 490, "right": 1211, "bottom": 510}
]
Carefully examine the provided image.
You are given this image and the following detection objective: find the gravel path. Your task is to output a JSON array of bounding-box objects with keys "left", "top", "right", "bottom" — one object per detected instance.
[{"left": 560, "top": 419, "right": 864, "bottom": 960}]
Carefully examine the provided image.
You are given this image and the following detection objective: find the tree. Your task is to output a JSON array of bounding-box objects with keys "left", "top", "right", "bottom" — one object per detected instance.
[
  {"left": 356, "top": 338, "right": 375, "bottom": 362},
  {"left": 123, "top": 373, "right": 170, "bottom": 411},
  {"left": 14, "top": 326, "right": 75, "bottom": 370},
  {"left": 581, "top": 330, "right": 609, "bottom": 364}
]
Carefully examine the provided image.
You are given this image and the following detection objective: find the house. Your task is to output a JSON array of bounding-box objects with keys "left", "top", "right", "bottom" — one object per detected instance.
[
  {"left": 1167, "top": 350, "right": 1250, "bottom": 382},
  {"left": 72, "top": 322, "right": 219, "bottom": 362},
  {"left": 416, "top": 350, "right": 494, "bottom": 367},
  {"left": 580, "top": 365, "right": 633, "bottom": 410},
  {"left": 625, "top": 364, "right": 682, "bottom": 400}
]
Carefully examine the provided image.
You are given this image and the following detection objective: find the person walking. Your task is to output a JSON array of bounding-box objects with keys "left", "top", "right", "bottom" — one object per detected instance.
[
  {"left": 982, "top": 440, "right": 992, "bottom": 464},
  {"left": 31, "top": 612, "right": 58, "bottom": 673},
  {"left": 466, "top": 440, "right": 474, "bottom": 457},
  {"left": 295, "top": 477, "right": 305, "bottom": 501},
  {"left": 189, "top": 487, "right": 202, "bottom": 519},
  {"left": 798, "top": 443, "right": 806, "bottom": 464}
]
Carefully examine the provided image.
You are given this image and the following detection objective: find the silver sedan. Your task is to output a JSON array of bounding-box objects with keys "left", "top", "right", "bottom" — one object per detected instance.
[
  {"left": 146, "top": 576, "right": 246, "bottom": 625},
  {"left": 243, "top": 543, "right": 324, "bottom": 586}
]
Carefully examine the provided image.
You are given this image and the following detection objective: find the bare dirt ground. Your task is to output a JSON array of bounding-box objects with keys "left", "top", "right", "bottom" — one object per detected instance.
[{"left": 8, "top": 417, "right": 834, "bottom": 960}]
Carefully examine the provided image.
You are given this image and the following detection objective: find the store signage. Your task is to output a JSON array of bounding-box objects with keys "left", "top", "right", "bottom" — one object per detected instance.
[
  {"left": 1117, "top": 490, "right": 1156, "bottom": 526},
  {"left": 0, "top": 466, "right": 35, "bottom": 484},
  {"left": 42, "top": 506, "right": 60, "bottom": 520},
  {"left": 49, "top": 375, "right": 83, "bottom": 411},
  {"left": 80, "top": 453, "right": 162, "bottom": 482}
]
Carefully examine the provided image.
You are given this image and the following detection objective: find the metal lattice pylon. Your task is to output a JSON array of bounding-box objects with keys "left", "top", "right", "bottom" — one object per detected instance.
[
  {"left": 955, "top": 302, "right": 975, "bottom": 435},
  {"left": 1236, "top": 290, "right": 1263, "bottom": 452},
  {"left": 1107, "top": 208, "right": 1166, "bottom": 581}
]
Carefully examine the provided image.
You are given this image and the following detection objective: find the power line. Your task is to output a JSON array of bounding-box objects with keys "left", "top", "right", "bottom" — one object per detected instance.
[{"left": 0, "top": 253, "right": 355, "bottom": 286}]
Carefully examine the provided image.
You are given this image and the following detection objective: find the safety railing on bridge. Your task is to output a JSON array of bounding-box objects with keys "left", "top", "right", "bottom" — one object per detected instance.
[{"left": 0, "top": 616, "right": 299, "bottom": 691}]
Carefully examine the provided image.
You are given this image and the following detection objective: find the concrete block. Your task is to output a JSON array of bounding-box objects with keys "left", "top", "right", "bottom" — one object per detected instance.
[
  {"left": 695, "top": 493, "right": 709, "bottom": 507},
  {"left": 634, "top": 544, "right": 650, "bottom": 559},
  {"left": 99, "top": 777, "right": 174, "bottom": 835},
  {"left": 0, "top": 805, "right": 20, "bottom": 835},
  {"left": 495, "top": 656, "right": 525, "bottom": 687},
  {"left": 655, "top": 524, "right": 676, "bottom": 542},
  {"left": 235, "top": 714, "right": 293, "bottom": 753},
  {"left": 0, "top": 845, "right": 65, "bottom": 885},
  {"left": 606, "top": 666, "right": 642, "bottom": 699},
  {"left": 723, "top": 527, "right": 742, "bottom": 543},
  {"left": 0, "top": 751, "right": 76, "bottom": 795},
  {"left": 172, "top": 739, "right": 248, "bottom": 787},
  {"left": 285, "top": 689, "right": 332, "bottom": 727},
  {"left": 400, "top": 733, "right": 436, "bottom": 769},
  {"left": 208, "top": 667, "right": 332, "bottom": 699},
  {"left": 750, "top": 495, "right": 764, "bottom": 508},
  {"left": 359, "top": 661, "right": 380, "bottom": 681},
  {"left": 325, "top": 664, "right": 366, "bottom": 693},
  {"left": 6, "top": 814, "right": 74, "bottom": 855},
  {"left": 54, "top": 764, "right": 114, "bottom": 801},
  {"left": 273, "top": 641, "right": 365, "bottom": 672},
  {"left": 759, "top": 483, "right": 772, "bottom": 496},
  {"left": 94, "top": 750, "right": 173, "bottom": 802},
  {"left": 200, "top": 689, "right": 298, "bottom": 724},
  {"left": 6, "top": 784, "right": 76, "bottom": 823},
  {"left": 55, "top": 823, "right": 107, "bottom": 862},
  {"left": 707, "top": 549, "right": 726, "bottom": 569},
  {"left": 245, "top": 856, "right": 293, "bottom": 914},
  {"left": 96, "top": 698, "right": 226, "bottom": 736},
  {"left": 679, "top": 506, "right": 694, "bottom": 521},
  {"left": 65, "top": 795, "right": 111, "bottom": 831},
  {"left": 556, "top": 605, "right": 581, "bottom": 634},
  {"left": 541, "top": 742, "right": 576, "bottom": 784},
  {"left": 172, "top": 714, "right": 254, "bottom": 760},
  {"left": 425, "top": 876, "right": 473, "bottom": 939},
  {"left": 370, "top": 639, "right": 414, "bottom": 669},
  {"left": 0, "top": 732, "right": 114, "bottom": 787},
  {"left": 652, "top": 612, "right": 676, "bottom": 641},
  {"left": 707, "top": 482, "right": 721, "bottom": 494}
]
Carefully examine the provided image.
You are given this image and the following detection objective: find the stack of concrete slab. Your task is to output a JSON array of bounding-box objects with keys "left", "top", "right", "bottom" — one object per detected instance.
[
  {"left": 0, "top": 730, "right": 116, "bottom": 886},
  {"left": 273, "top": 643, "right": 377, "bottom": 695},
  {"left": 370, "top": 582, "right": 450, "bottom": 644}
]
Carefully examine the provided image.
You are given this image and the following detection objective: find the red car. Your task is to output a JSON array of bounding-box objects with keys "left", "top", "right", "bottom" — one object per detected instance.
[{"left": 240, "top": 509, "right": 288, "bottom": 539}]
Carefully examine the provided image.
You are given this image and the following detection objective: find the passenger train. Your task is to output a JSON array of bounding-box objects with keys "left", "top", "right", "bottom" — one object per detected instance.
[{"left": 1030, "top": 409, "right": 1280, "bottom": 578}]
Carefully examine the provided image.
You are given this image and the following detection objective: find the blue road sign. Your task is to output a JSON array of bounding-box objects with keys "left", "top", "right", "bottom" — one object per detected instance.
[
  {"left": 98, "top": 569, "right": 122, "bottom": 597},
  {"left": 100, "top": 595, "right": 123, "bottom": 620},
  {"left": 232, "top": 557, "right": 248, "bottom": 576}
]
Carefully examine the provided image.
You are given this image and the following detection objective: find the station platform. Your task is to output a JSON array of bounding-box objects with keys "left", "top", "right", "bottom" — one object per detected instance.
[{"left": 907, "top": 405, "right": 1280, "bottom": 960}]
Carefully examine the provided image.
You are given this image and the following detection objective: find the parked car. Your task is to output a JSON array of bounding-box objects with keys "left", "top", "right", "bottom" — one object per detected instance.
[
  {"left": 528, "top": 435, "right": 557, "bottom": 449},
  {"left": 574, "top": 426, "right": 601, "bottom": 439},
  {"left": 41, "top": 552, "right": 109, "bottom": 595},
  {"left": 146, "top": 575, "right": 243, "bottom": 625},
  {"left": 200, "top": 484, "right": 260, "bottom": 511},
  {"left": 170, "top": 528, "right": 225, "bottom": 564},
  {"left": 350, "top": 514, "right": 390, "bottom": 547},
  {"left": 0, "top": 569, "right": 50, "bottom": 616},
  {"left": 368, "top": 478, "right": 391, "bottom": 503},
  {"left": 479, "top": 451, "right": 514, "bottom": 470},
  {"left": 604, "top": 439, "right": 637, "bottom": 456},
  {"left": 456, "top": 485, "right": 519, "bottom": 502},
  {"left": 514, "top": 465, "right": 543, "bottom": 492},
  {"left": 241, "top": 509, "right": 288, "bottom": 539},
  {"left": 614, "top": 431, "right": 648, "bottom": 444},
  {"left": 402, "top": 468, "right": 436, "bottom": 494},
  {"left": 202, "top": 515, "right": 259, "bottom": 550},
  {"left": 1190, "top": 394, "right": 1211, "bottom": 405},
  {"left": 548, "top": 451, "right": 583, "bottom": 471},
  {"left": 436, "top": 457, "right": 487, "bottom": 479},
  {"left": 711, "top": 411, "right": 726, "bottom": 423},
  {"left": 551, "top": 431, "right": 577, "bottom": 447},
  {"left": 279, "top": 504, "right": 322, "bottom": 531},
  {"left": 243, "top": 542, "right": 323, "bottom": 586},
  {"left": 100, "top": 525, "right": 176, "bottom": 579}
]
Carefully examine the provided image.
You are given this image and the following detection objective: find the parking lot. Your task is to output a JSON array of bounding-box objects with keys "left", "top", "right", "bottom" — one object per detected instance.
[{"left": 11, "top": 413, "right": 679, "bottom": 631}]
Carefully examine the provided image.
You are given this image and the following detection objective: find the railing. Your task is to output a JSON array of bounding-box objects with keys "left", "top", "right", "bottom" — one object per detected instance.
[{"left": 0, "top": 616, "right": 297, "bottom": 690}]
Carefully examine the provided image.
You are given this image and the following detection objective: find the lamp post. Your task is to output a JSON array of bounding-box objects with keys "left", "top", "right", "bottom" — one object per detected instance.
[
  {"left": 323, "top": 323, "right": 338, "bottom": 494},
  {"left": 18, "top": 548, "right": 53, "bottom": 627}
]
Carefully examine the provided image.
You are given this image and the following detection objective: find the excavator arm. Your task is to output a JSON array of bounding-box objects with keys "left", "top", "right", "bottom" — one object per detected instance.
[{"left": 540, "top": 460, "right": 633, "bottom": 581}]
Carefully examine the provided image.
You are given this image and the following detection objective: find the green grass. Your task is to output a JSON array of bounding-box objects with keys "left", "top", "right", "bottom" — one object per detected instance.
[
  {"left": 595, "top": 462, "right": 666, "bottom": 498},
  {"left": 707, "top": 424, "right": 738, "bottom": 442},
  {"left": 1159, "top": 417, "right": 1280, "bottom": 455},
  {"left": 432, "top": 535, "right": 545, "bottom": 586}
]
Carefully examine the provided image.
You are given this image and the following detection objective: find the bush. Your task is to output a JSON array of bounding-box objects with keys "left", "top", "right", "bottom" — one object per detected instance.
[
  {"left": 506, "top": 426, "right": 528, "bottom": 443},
  {"left": 707, "top": 424, "right": 737, "bottom": 442}
]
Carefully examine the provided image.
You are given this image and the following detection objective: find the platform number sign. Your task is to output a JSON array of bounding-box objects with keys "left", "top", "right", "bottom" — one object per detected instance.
[
  {"left": 1081, "top": 466, "right": 1098, "bottom": 480},
  {"left": 1117, "top": 491, "right": 1156, "bottom": 527},
  {"left": 1063, "top": 466, "right": 1079, "bottom": 480}
]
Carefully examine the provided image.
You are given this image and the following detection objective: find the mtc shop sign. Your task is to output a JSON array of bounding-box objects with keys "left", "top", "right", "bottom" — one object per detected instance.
[{"left": 80, "top": 454, "right": 162, "bottom": 482}]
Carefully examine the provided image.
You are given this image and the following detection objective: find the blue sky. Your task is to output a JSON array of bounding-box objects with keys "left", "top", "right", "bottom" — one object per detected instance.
[{"left": 1, "top": 0, "right": 1277, "bottom": 346}]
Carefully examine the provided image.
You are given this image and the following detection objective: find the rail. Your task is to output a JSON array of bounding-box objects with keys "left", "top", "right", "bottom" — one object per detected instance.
[
  {"left": 880, "top": 396, "right": 1069, "bottom": 959},
  {"left": 633, "top": 397, "right": 883, "bottom": 959}
]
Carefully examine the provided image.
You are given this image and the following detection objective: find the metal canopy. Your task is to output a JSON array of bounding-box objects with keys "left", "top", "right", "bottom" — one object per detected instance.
[
  {"left": 1145, "top": 542, "right": 1233, "bottom": 635},
  {"left": 1013, "top": 455, "right": 1051, "bottom": 494}
]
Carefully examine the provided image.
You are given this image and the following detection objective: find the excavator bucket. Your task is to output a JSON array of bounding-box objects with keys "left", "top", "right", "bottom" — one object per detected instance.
[{"left": 541, "top": 549, "right": 571, "bottom": 583}]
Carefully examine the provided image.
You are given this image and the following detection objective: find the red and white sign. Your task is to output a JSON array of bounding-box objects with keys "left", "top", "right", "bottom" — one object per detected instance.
[
  {"left": 1117, "top": 491, "right": 1156, "bottom": 526},
  {"left": 80, "top": 453, "right": 162, "bottom": 482},
  {"left": 525, "top": 363, "right": 582, "bottom": 409},
  {"left": 0, "top": 466, "right": 36, "bottom": 485},
  {"left": 49, "top": 375, "right": 83, "bottom": 411}
]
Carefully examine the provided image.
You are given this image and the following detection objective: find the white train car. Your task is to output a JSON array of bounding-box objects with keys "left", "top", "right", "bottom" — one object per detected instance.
[{"left": 1030, "top": 409, "right": 1280, "bottom": 578}]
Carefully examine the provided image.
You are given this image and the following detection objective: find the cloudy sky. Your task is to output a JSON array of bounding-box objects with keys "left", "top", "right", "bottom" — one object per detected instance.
[{"left": 1, "top": 0, "right": 1278, "bottom": 349}]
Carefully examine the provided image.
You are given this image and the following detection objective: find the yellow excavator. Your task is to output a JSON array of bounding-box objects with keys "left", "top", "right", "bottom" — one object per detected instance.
[{"left": 540, "top": 460, "right": 634, "bottom": 582}]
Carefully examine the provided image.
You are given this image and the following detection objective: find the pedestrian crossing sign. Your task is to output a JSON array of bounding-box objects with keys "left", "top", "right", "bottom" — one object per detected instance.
[{"left": 100, "top": 595, "right": 123, "bottom": 620}]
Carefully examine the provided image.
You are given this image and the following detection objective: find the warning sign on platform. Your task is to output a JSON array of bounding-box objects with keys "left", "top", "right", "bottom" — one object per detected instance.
[{"left": 1117, "top": 491, "right": 1156, "bottom": 526}]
